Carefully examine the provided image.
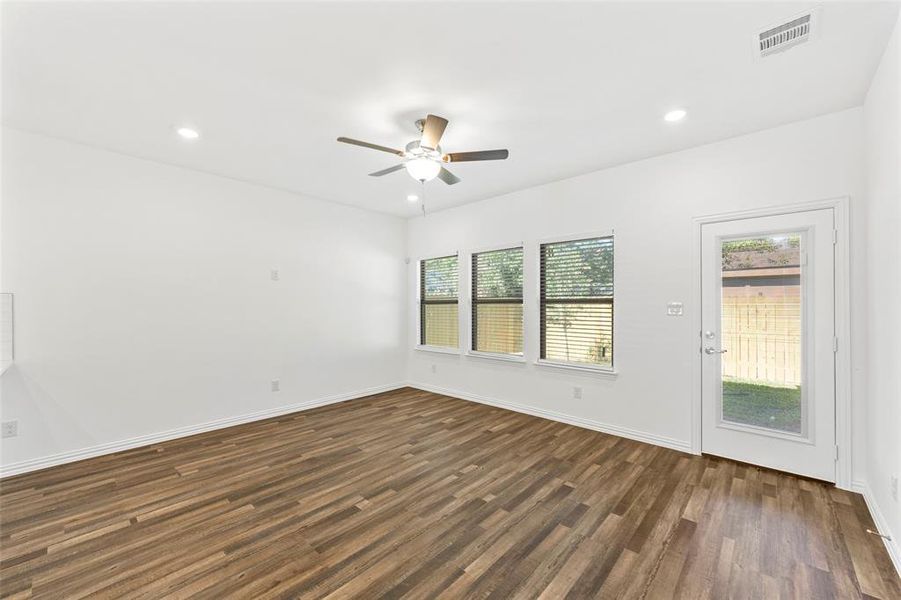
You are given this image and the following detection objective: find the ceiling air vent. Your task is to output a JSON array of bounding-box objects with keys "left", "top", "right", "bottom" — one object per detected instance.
[{"left": 756, "top": 10, "right": 818, "bottom": 58}]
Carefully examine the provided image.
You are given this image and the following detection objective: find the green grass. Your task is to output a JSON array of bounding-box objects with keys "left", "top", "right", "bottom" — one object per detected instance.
[{"left": 722, "top": 380, "right": 801, "bottom": 434}]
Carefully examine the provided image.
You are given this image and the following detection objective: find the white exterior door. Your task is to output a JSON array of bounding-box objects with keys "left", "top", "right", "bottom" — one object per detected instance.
[{"left": 701, "top": 208, "right": 835, "bottom": 481}]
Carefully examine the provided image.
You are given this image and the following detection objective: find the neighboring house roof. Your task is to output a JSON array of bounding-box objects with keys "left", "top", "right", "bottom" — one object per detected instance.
[{"left": 722, "top": 249, "right": 801, "bottom": 279}]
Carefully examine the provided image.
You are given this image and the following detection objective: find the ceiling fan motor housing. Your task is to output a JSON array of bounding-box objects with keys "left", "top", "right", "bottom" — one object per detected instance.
[{"left": 405, "top": 140, "right": 442, "bottom": 161}]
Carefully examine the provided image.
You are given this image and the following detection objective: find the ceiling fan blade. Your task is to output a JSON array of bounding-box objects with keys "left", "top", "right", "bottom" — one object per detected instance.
[
  {"left": 368, "top": 164, "right": 406, "bottom": 177},
  {"left": 443, "top": 149, "right": 509, "bottom": 162},
  {"left": 337, "top": 137, "right": 404, "bottom": 156},
  {"left": 420, "top": 114, "right": 449, "bottom": 150},
  {"left": 437, "top": 167, "right": 461, "bottom": 185}
]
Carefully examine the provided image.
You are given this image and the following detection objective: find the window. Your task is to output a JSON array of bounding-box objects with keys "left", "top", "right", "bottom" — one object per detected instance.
[
  {"left": 540, "top": 236, "right": 614, "bottom": 367},
  {"left": 471, "top": 247, "right": 523, "bottom": 355},
  {"left": 419, "top": 255, "right": 459, "bottom": 348}
]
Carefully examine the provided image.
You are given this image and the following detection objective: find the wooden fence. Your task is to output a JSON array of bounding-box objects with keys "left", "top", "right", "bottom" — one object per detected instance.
[{"left": 721, "top": 298, "right": 801, "bottom": 386}]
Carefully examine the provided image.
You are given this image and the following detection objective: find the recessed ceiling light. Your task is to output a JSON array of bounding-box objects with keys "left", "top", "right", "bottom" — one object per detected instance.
[
  {"left": 176, "top": 127, "right": 200, "bottom": 140},
  {"left": 407, "top": 194, "right": 420, "bottom": 202},
  {"left": 663, "top": 109, "right": 687, "bottom": 123}
]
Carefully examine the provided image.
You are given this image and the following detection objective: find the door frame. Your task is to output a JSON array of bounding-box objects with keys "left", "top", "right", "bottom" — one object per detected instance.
[{"left": 690, "top": 196, "right": 852, "bottom": 489}]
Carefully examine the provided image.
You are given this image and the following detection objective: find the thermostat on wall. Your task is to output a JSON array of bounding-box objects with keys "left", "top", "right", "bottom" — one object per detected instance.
[{"left": 667, "top": 302, "right": 684, "bottom": 316}]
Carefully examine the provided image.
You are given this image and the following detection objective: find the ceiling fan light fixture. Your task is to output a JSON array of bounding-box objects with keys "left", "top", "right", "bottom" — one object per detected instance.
[{"left": 405, "top": 157, "right": 441, "bottom": 182}]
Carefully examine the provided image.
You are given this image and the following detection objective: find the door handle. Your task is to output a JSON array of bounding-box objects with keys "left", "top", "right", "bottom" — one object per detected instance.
[{"left": 704, "top": 346, "right": 728, "bottom": 355}]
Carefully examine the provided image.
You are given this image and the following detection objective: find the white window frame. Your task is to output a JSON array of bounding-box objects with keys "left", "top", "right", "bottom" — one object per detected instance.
[
  {"left": 468, "top": 243, "right": 527, "bottom": 363},
  {"left": 415, "top": 252, "right": 461, "bottom": 354},
  {"left": 534, "top": 230, "right": 617, "bottom": 375}
]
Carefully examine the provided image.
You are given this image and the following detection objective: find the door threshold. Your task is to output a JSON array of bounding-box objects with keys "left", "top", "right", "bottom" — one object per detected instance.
[{"left": 701, "top": 453, "right": 835, "bottom": 486}]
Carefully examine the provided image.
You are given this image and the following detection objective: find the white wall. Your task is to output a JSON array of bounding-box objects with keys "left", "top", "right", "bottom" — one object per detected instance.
[
  {"left": 407, "top": 109, "right": 867, "bottom": 471},
  {"left": 0, "top": 128, "right": 407, "bottom": 472},
  {"left": 863, "top": 10, "right": 901, "bottom": 565}
]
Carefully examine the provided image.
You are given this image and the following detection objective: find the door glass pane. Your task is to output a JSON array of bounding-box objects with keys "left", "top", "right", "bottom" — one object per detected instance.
[{"left": 721, "top": 234, "right": 803, "bottom": 434}]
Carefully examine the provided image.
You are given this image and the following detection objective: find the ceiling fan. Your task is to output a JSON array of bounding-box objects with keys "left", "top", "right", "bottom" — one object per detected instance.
[{"left": 337, "top": 114, "right": 509, "bottom": 185}]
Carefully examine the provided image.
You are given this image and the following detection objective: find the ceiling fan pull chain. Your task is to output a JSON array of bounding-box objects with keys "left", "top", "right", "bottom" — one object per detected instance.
[{"left": 421, "top": 180, "right": 426, "bottom": 217}]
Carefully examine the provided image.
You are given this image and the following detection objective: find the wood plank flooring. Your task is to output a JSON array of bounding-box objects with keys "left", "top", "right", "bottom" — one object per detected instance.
[{"left": 1, "top": 387, "right": 898, "bottom": 599}]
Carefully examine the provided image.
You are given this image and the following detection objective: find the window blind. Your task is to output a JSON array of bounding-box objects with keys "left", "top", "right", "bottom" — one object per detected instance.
[
  {"left": 540, "top": 236, "right": 614, "bottom": 367},
  {"left": 471, "top": 247, "right": 523, "bottom": 355},
  {"left": 420, "top": 255, "right": 459, "bottom": 348}
]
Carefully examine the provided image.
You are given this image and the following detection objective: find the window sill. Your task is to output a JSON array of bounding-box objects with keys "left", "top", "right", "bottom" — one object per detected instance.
[
  {"left": 414, "top": 345, "right": 461, "bottom": 356},
  {"left": 466, "top": 351, "right": 527, "bottom": 364},
  {"left": 534, "top": 359, "right": 618, "bottom": 377}
]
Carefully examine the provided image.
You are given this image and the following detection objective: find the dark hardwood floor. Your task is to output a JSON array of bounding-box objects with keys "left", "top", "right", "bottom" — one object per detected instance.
[{"left": 1, "top": 387, "right": 898, "bottom": 599}]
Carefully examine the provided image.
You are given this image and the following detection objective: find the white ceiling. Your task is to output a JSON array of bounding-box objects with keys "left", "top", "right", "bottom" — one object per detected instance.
[{"left": 3, "top": 2, "right": 897, "bottom": 217}]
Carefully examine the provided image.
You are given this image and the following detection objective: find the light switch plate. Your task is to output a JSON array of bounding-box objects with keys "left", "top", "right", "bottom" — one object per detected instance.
[{"left": 667, "top": 302, "right": 684, "bottom": 316}]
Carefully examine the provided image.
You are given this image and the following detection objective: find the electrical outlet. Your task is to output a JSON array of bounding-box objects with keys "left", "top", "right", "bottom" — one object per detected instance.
[
  {"left": 891, "top": 475, "right": 898, "bottom": 502},
  {"left": 270, "top": 269, "right": 280, "bottom": 281},
  {"left": 431, "top": 364, "right": 437, "bottom": 374},
  {"left": 271, "top": 379, "right": 280, "bottom": 392},
  {"left": 572, "top": 386, "right": 582, "bottom": 400},
  {"left": 1, "top": 420, "right": 18, "bottom": 438}
]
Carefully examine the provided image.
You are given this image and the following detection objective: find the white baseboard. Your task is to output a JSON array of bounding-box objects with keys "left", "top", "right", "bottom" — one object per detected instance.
[
  {"left": 408, "top": 381, "right": 693, "bottom": 454},
  {"left": 0, "top": 382, "right": 406, "bottom": 479},
  {"left": 852, "top": 479, "right": 901, "bottom": 577}
]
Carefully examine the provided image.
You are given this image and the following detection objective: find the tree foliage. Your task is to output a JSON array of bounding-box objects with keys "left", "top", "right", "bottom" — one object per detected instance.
[
  {"left": 423, "top": 256, "right": 458, "bottom": 298},
  {"left": 475, "top": 248, "right": 523, "bottom": 299}
]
